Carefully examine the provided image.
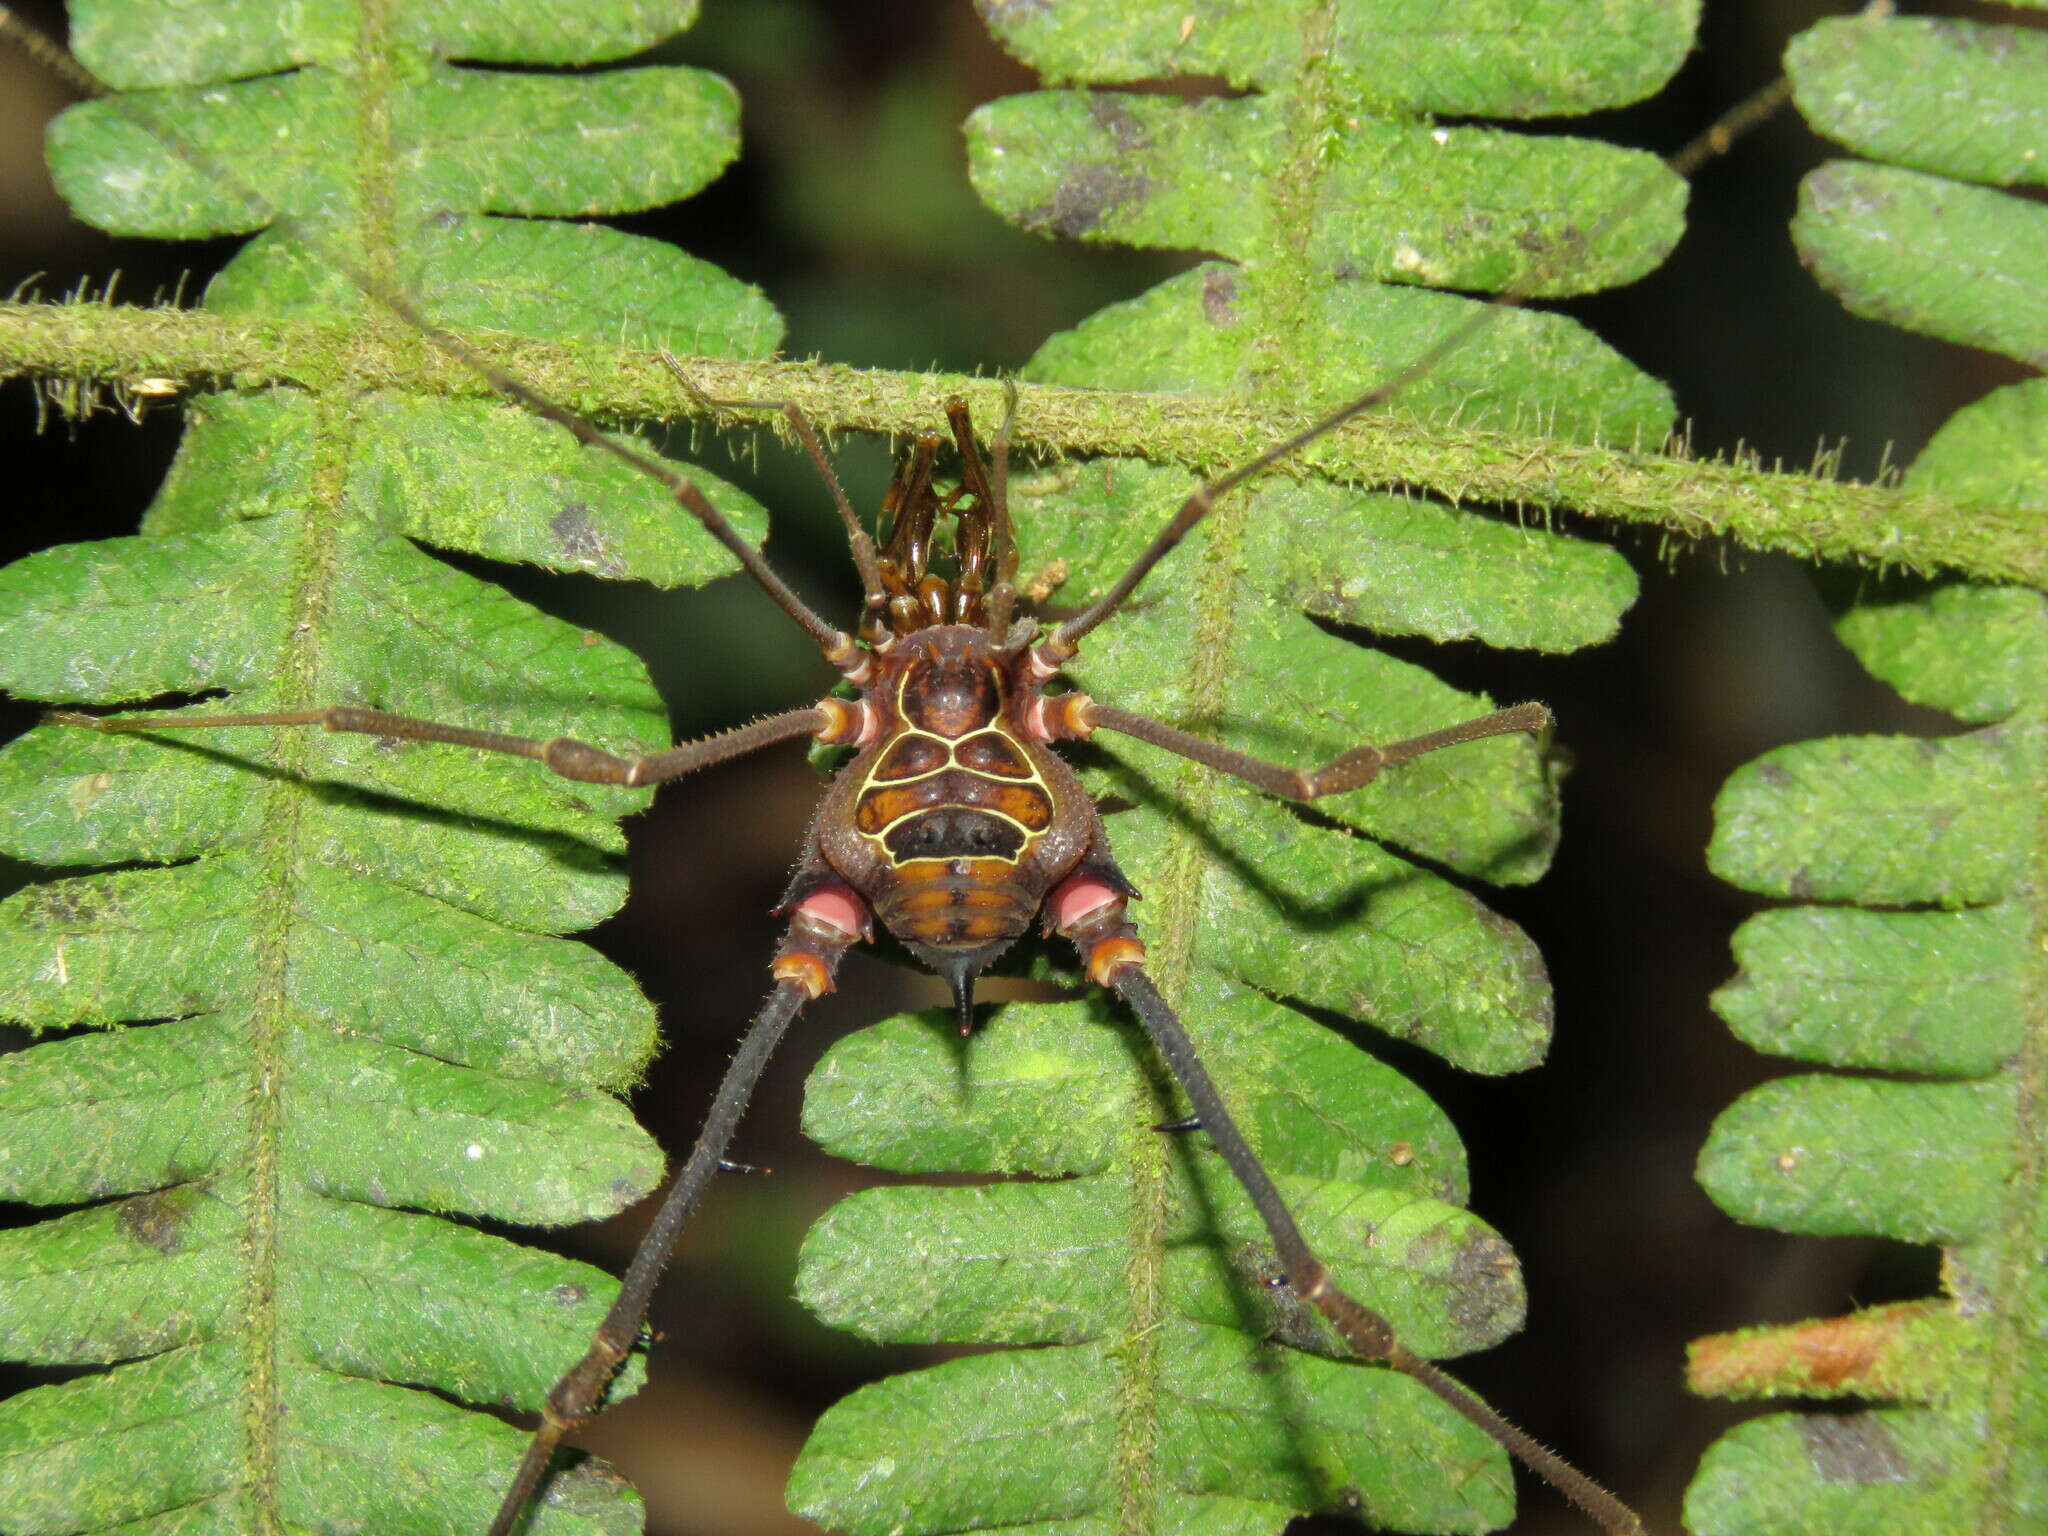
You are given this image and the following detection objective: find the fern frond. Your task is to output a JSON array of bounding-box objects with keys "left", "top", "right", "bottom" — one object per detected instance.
[
  {"left": 0, "top": 2, "right": 779, "bottom": 1530},
  {"left": 1687, "top": 9, "right": 2048, "bottom": 1533},
  {"left": 786, "top": 4, "right": 1688, "bottom": 1532}
]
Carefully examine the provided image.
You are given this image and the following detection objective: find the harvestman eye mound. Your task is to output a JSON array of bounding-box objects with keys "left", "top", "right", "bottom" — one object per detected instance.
[{"left": 0, "top": 4, "right": 1848, "bottom": 1535}]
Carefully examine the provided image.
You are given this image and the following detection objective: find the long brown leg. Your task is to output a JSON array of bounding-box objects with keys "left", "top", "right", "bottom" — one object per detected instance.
[
  {"left": 657, "top": 354, "right": 889, "bottom": 617},
  {"left": 0, "top": 16, "right": 857, "bottom": 670},
  {"left": 775, "top": 402, "right": 887, "bottom": 610},
  {"left": 487, "top": 911, "right": 860, "bottom": 1536},
  {"left": 1071, "top": 698, "right": 1550, "bottom": 801},
  {"left": 408, "top": 346, "right": 859, "bottom": 662},
  {"left": 1056, "top": 901, "right": 1642, "bottom": 1536},
  {"left": 1036, "top": 75, "right": 1801, "bottom": 662},
  {"left": 52, "top": 703, "right": 832, "bottom": 788},
  {"left": 983, "top": 384, "right": 1020, "bottom": 637}
]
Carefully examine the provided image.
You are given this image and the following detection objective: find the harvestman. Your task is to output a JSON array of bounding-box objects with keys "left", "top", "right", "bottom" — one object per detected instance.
[
  {"left": 58, "top": 383, "right": 1626, "bottom": 1535},
  {"left": 7, "top": 6, "right": 1800, "bottom": 1531}
]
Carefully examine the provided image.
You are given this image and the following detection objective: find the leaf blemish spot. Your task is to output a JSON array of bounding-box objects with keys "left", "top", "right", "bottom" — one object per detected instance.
[
  {"left": 1030, "top": 164, "right": 1156, "bottom": 238},
  {"left": 67, "top": 770, "right": 115, "bottom": 818},
  {"left": 1796, "top": 1413, "right": 1913, "bottom": 1485},
  {"left": 115, "top": 1191, "right": 194, "bottom": 1255},
  {"left": 1201, "top": 267, "right": 1239, "bottom": 327}
]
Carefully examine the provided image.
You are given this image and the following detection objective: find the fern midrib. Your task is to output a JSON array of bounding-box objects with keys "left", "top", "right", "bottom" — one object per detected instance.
[
  {"left": 237, "top": 893, "right": 290, "bottom": 1536},
  {"left": 9, "top": 303, "right": 2032, "bottom": 586},
  {"left": 354, "top": 0, "right": 403, "bottom": 303},
  {"left": 1978, "top": 710, "right": 2048, "bottom": 1530},
  {"left": 1104, "top": 24, "right": 1389, "bottom": 1524},
  {"left": 230, "top": 7, "right": 405, "bottom": 1520},
  {"left": 1108, "top": 494, "right": 1250, "bottom": 1536},
  {"left": 1242, "top": 0, "right": 1337, "bottom": 385},
  {"left": 225, "top": 396, "right": 354, "bottom": 1536}
]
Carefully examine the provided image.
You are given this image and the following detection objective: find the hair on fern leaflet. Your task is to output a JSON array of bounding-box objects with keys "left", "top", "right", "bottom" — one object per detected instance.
[{"left": 0, "top": 3, "right": 1949, "bottom": 1536}]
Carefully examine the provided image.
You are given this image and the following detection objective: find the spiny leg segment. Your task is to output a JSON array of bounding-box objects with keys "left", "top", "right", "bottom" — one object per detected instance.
[
  {"left": 51, "top": 704, "right": 834, "bottom": 788},
  {"left": 486, "top": 909, "right": 861, "bottom": 1536},
  {"left": 1058, "top": 697, "right": 1553, "bottom": 803},
  {"left": 1056, "top": 884, "right": 1643, "bottom": 1536}
]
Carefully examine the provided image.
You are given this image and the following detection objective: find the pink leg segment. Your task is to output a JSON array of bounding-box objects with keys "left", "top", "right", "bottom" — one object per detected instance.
[
  {"left": 793, "top": 882, "right": 871, "bottom": 941},
  {"left": 1046, "top": 875, "right": 1122, "bottom": 933}
]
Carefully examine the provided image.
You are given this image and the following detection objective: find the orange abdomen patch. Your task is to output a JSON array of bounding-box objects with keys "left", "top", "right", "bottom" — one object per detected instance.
[{"left": 873, "top": 859, "right": 1039, "bottom": 950}]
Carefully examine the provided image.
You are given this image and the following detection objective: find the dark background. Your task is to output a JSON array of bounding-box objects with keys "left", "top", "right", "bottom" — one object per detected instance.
[{"left": 0, "top": 2, "right": 2034, "bottom": 1533}]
